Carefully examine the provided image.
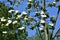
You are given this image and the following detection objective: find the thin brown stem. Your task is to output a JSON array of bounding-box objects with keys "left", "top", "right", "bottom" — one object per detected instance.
[{"left": 42, "top": 0, "right": 48, "bottom": 40}]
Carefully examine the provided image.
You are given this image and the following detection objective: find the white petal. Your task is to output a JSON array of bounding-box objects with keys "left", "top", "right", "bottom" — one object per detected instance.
[
  {"left": 8, "top": 20, "right": 12, "bottom": 24},
  {"left": 21, "top": 11, "right": 27, "bottom": 15},
  {"left": 13, "top": 21, "right": 18, "bottom": 24},
  {"left": 14, "top": 10, "right": 19, "bottom": 15},
  {"left": 40, "top": 11, "right": 44, "bottom": 15},
  {"left": 53, "top": 1, "right": 56, "bottom": 4},
  {"left": 29, "top": 0, "right": 32, "bottom": 1},
  {"left": 2, "top": 31, "right": 7, "bottom": 34},
  {"left": 39, "top": 27, "right": 43, "bottom": 30},
  {"left": 40, "top": 19, "right": 45, "bottom": 23},
  {"left": 24, "top": 17, "right": 28, "bottom": 20},
  {"left": 8, "top": 10, "right": 14, "bottom": 13},
  {"left": 6, "top": 23, "right": 9, "bottom": 26},
  {"left": 18, "top": 27, "right": 25, "bottom": 30},
  {"left": 17, "top": 15, "right": 22, "bottom": 18},
  {"left": 41, "top": 15, "right": 47, "bottom": 18},
  {"left": 49, "top": 23, "right": 54, "bottom": 26},
  {"left": 1, "top": 17, "right": 6, "bottom": 22}
]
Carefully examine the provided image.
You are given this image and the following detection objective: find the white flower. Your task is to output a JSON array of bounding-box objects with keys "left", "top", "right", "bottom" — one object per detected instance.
[
  {"left": 18, "top": 27, "right": 25, "bottom": 30},
  {"left": 41, "top": 14, "right": 47, "bottom": 18},
  {"left": 2, "top": 31, "right": 7, "bottom": 34},
  {"left": 17, "top": 15, "right": 22, "bottom": 18},
  {"left": 1, "top": 17, "right": 6, "bottom": 22},
  {"left": 6, "top": 23, "right": 9, "bottom": 26},
  {"left": 39, "top": 27, "right": 43, "bottom": 30},
  {"left": 40, "top": 11, "right": 44, "bottom": 15},
  {"left": 13, "top": 21, "right": 18, "bottom": 24},
  {"left": 21, "top": 11, "right": 27, "bottom": 15},
  {"left": 8, "top": 10, "right": 14, "bottom": 13},
  {"left": 28, "top": 0, "right": 32, "bottom": 1},
  {"left": 14, "top": 10, "right": 19, "bottom": 15},
  {"left": 49, "top": 23, "right": 54, "bottom": 26},
  {"left": 53, "top": 1, "right": 56, "bottom": 4},
  {"left": 40, "top": 19, "right": 45, "bottom": 23},
  {"left": 24, "top": 17, "right": 28, "bottom": 20},
  {"left": 8, "top": 20, "right": 12, "bottom": 24},
  {"left": 5, "top": 20, "right": 12, "bottom": 26},
  {"left": 16, "top": 15, "right": 22, "bottom": 19}
]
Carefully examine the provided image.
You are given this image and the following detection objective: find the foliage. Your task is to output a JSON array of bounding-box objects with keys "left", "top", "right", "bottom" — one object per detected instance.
[{"left": 0, "top": 0, "right": 60, "bottom": 40}]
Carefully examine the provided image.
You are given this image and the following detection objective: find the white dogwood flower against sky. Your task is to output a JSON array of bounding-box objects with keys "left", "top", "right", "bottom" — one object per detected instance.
[
  {"left": 40, "top": 19, "right": 45, "bottom": 23},
  {"left": 41, "top": 14, "right": 47, "bottom": 18},
  {"left": 8, "top": 9, "right": 14, "bottom": 13},
  {"left": 39, "top": 27, "right": 44, "bottom": 31},
  {"left": 14, "top": 10, "right": 20, "bottom": 15},
  {"left": 21, "top": 11, "right": 27, "bottom": 15},
  {"left": 49, "top": 23, "right": 54, "bottom": 26},
  {"left": 17, "top": 15, "right": 22, "bottom": 18},
  {"left": 28, "top": 0, "right": 32, "bottom": 2},
  {"left": 40, "top": 10, "right": 45, "bottom": 15},
  {"left": 2, "top": 31, "right": 7, "bottom": 34},
  {"left": 18, "top": 27, "right": 25, "bottom": 30}
]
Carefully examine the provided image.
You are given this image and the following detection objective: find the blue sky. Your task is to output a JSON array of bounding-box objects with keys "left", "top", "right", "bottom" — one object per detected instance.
[{"left": 0, "top": 0, "right": 60, "bottom": 37}]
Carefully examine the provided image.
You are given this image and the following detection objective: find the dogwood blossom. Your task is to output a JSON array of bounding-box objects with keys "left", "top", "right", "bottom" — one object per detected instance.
[
  {"left": 13, "top": 21, "right": 18, "bottom": 24},
  {"left": 49, "top": 23, "right": 54, "bottom": 26},
  {"left": 53, "top": 1, "right": 56, "bottom": 4},
  {"left": 40, "top": 19, "right": 45, "bottom": 23},
  {"left": 21, "top": 11, "right": 27, "bottom": 15},
  {"left": 6, "top": 23, "right": 10, "bottom": 26},
  {"left": 1, "top": 17, "right": 6, "bottom": 22},
  {"left": 2, "top": 31, "right": 7, "bottom": 34},
  {"left": 28, "top": 0, "right": 32, "bottom": 1},
  {"left": 14, "top": 10, "right": 19, "bottom": 15},
  {"left": 8, "top": 20, "right": 12, "bottom": 24},
  {"left": 40, "top": 10, "right": 44, "bottom": 15},
  {"left": 18, "top": 27, "right": 25, "bottom": 30},
  {"left": 24, "top": 17, "right": 28, "bottom": 20},
  {"left": 8, "top": 10, "right": 14, "bottom": 13},
  {"left": 41, "top": 14, "right": 47, "bottom": 18},
  {"left": 39, "top": 27, "right": 43, "bottom": 30}
]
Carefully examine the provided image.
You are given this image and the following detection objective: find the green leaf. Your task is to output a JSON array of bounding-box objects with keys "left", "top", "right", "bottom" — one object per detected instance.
[
  {"left": 58, "top": 5, "right": 60, "bottom": 11},
  {"left": 30, "top": 25, "right": 36, "bottom": 30},
  {"left": 50, "top": 16, "right": 56, "bottom": 23},
  {"left": 27, "top": 2, "right": 31, "bottom": 9}
]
